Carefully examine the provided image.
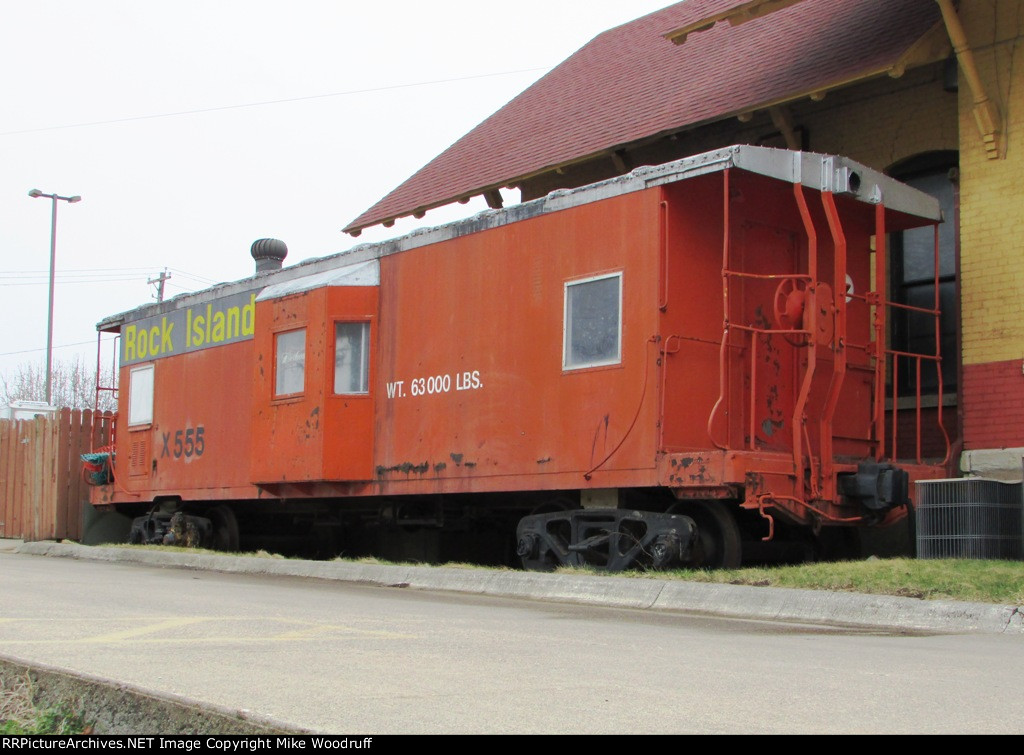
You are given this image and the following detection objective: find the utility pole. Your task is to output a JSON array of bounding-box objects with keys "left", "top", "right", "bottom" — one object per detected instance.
[{"left": 148, "top": 268, "right": 171, "bottom": 302}]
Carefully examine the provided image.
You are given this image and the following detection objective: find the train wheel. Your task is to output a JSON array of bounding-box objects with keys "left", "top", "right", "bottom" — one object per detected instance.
[
  {"left": 516, "top": 496, "right": 580, "bottom": 571},
  {"left": 208, "top": 505, "right": 240, "bottom": 552},
  {"left": 668, "top": 500, "right": 741, "bottom": 569},
  {"left": 529, "top": 495, "right": 579, "bottom": 516}
]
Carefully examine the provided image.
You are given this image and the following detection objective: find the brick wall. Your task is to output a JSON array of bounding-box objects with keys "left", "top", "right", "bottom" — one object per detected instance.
[
  {"left": 957, "top": 1, "right": 1024, "bottom": 450},
  {"left": 795, "top": 64, "right": 958, "bottom": 171},
  {"left": 963, "top": 360, "right": 1024, "bottom": 448}
]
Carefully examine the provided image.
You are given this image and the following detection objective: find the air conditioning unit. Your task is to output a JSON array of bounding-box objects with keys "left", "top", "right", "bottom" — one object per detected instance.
[{"left": 915, "top": 478, "right": 1023, "bottom": 560}]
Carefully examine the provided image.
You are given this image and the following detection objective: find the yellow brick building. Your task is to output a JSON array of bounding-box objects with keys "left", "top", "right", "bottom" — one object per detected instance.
[{"left": 952, "top": 0, "right": 1024, "bottom": 477}]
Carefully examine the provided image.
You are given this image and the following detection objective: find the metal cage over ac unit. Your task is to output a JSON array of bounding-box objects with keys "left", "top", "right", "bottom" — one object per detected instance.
[{"left": 915, "top": 478, "right": 1023, "bottom": 560}]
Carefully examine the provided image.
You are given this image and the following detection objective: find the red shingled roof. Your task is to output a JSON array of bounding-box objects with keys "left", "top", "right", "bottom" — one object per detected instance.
[{"left": 344, "top": 0, "right": 942, "bottom": 235}]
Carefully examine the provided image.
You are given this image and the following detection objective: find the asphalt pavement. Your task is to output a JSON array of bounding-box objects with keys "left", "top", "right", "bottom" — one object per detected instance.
[
  {"left": 9, "top": 538, "right": 1022, "bottom": 635},
  {"left": 2, "top": 538, "right": 1021, "bottom": 734}
]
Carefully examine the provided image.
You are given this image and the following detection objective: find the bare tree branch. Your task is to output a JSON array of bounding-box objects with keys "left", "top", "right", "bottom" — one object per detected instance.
[{"left": 0, "top": 357, "right": 117, "bottom": 411}]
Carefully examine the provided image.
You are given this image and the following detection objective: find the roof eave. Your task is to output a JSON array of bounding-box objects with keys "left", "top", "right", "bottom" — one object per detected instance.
[
  {"left": 664, "top": 0, "right": 811, "bottom": 45},
  {"left": 342, "top": 16, "right": 950, "bottom": 237}
]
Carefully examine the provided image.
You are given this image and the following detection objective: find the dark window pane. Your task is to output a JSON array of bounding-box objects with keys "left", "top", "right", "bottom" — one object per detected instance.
[
  {"left": 899, "top": 172, "right": 956, "bottom": 281},
  {"left": 890, "top": 162, "right": 957, "bottom": 393},
  {"left": 565, "top": 275, "right": 621, "bottom": 369}
]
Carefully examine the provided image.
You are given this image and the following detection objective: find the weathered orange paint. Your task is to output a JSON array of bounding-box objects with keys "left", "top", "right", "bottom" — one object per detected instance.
[
  {"left": 372, "top": 189, "right": 660, "bottom": 492},
  {"left": 250, "top": 286, "right": 378, "bottom": 484},
  {"left": 93, "top": 149, "right": 949, "bottom": 531},
  {"left": 107, "top": 339, "right": 257, "bottom": 502}
]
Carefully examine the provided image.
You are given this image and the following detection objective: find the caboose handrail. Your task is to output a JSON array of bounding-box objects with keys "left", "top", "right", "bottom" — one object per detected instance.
[
  {"left": 792, "top": 183, "right": 819, "bottom": 498},
  {"left": 818, "top": 191, "right": 850, "bottom": 502},
  {"left": 878, "top": 222, "right": 951, "bottom": 466},
  {"left": 707, "top": 169, "right": 732, "bottom": 450},
  {"left": 93, "top": 331, "right": 119, "bottom": 413},
  {"left": 873, "top": 203, "right": 888, "bottom": 459},
  {"left": 721, "top": 271, "right": 813, "bottom": 282}
]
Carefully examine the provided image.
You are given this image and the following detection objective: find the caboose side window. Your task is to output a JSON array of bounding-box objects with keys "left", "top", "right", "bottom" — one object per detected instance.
[
  {"left": 334, "top": 322, "right": 369, "bottom": 395},
  {"left": 563, "top": 273, "right": 622, "bottom": 370},
  {"left": 128, "top": 364, "right": 154, "bottom": 426},
  {"left": 274, "top": 328, "right": 306, "bottom": 397}
]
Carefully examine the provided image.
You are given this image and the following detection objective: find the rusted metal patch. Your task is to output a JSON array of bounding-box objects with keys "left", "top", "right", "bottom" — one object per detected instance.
[{"left": 375, "top": 461, "right": 430, "bottom": 477}]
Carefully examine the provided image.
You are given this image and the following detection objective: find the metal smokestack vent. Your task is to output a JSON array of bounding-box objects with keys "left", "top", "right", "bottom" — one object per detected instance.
[{"left": 251, "top": 238, "right": 288, "bottom": 274}]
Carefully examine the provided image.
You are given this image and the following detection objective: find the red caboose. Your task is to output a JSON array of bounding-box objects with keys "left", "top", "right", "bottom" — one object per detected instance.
[{"left": 91, "top": 146, "right": 949, "bottom": 568}]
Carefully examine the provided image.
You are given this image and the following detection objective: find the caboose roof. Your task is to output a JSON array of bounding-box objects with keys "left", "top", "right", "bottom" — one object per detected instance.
[
  {"left": 343, "top": 0, "right": 944, "bottom": 236},
  {"left": 98, "top": 145, "right": 940, "bottom": 333}
]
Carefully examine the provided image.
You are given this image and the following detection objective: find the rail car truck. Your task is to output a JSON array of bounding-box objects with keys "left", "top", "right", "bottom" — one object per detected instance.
[{"left": 89, "top": 146, "right": 950, "bottom": 569}]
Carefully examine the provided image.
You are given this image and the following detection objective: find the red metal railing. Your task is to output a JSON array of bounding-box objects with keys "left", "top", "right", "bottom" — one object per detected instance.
[{"left": 709, "top": 170, "right": 949, "bottom": 524}]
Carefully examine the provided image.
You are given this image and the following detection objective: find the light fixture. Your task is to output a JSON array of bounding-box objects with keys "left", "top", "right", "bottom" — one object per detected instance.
[{"left": 27, "top": 189, "right": 82, "bottom": 405}]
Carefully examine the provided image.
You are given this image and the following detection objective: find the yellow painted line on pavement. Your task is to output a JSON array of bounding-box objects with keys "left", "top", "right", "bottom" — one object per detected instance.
[
  {"left": 0, "top": 616, "right": 414, "bottom": 645},
  {"left": 76, "top": 616, "right": 210, "bottom": 643},
  {"left": 263, "top": 617, "right": 412, "bottom": 640},
  {"left": 268, "top": 625, "right": 411, "bottom": 641},
  {"left": 5, "top": 634, "right": 412, "bottom": 645}
]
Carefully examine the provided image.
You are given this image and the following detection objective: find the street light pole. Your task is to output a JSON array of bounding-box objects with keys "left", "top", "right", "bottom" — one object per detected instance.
[{"left": 28, "top": 188, "right": 81, "bottom": 406}]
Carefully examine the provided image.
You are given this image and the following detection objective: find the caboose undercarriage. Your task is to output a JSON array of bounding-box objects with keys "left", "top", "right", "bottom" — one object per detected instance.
[{"left": 114, "top": 465, "right": 909, "bottom": 572}]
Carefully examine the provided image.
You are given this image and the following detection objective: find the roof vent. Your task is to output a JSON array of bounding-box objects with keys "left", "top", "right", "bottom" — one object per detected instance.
[{"left": 251, "top": 238, "right": 288, "bottom": 274}]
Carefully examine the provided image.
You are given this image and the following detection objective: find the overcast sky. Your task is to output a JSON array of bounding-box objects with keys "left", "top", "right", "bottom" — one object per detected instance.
[{"left": 0, "top": 0, "right": 674, "bottom": 387}]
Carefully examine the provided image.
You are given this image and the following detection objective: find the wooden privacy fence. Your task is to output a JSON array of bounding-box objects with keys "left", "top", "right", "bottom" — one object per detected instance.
[{"left": 0, "top": 409, "right": 113, "bottom": 542}]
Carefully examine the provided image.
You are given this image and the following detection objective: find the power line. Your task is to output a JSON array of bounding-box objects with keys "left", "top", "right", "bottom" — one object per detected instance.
[
  {"left": 0, "top": 265, "right": 222, "bottom": 288},
  {"left": 0, "top": 339, "right": 100, "bottom": 357},
  {"left": 0, "top": 273, "right": 148, "bottom": 281},
  {"left": 0, "top": 277, "right": 149, "bottom": 287},
  {"left": 0, "top": 266, "right": 154, "bottom": 275},
  {"left": 167, "top": 267, "right": 219, "bottom": 285},
  {"left": 164, "top": 281, "right": 201, "bottom": 294},
  {"left": 1, "top": 67, "right": 549, "bottom": 137}
]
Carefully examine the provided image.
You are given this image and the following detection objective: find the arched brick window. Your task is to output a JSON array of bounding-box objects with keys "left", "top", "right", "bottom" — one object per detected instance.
[{"left": 888, "top": 151, "right": 959, "bottom": 394}]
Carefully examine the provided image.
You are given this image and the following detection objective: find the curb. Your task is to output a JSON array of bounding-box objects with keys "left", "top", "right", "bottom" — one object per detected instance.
[{"left": 0, "top": 654, "right": 307, "bottom": 735}]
